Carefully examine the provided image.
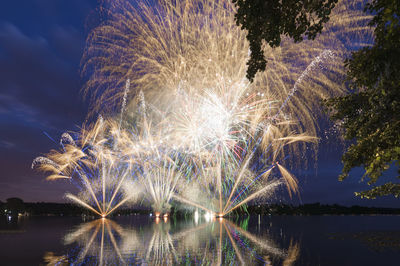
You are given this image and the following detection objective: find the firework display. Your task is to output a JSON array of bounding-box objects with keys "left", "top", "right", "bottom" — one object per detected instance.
[{"left": 33, "top": 0, "right": 372, "bottom": 217}]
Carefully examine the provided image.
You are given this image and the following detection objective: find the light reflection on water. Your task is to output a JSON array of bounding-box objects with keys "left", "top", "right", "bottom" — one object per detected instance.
[
  {"left": 3, "top": 215, "right": 400, "bottom": 265},
  {"left": 43, "top": 216, "right": 299, "bottom": 265}
]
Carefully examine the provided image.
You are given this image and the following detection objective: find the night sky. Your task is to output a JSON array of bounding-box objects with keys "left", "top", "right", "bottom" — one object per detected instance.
[{"left": 0, "top": 0, "right": 398, "bottom": 207}]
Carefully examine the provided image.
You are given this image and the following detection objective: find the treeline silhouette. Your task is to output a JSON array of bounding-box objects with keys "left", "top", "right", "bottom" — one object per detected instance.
[
  {"left": 2, "top": 199, "right": 400, "bottom": 216},
  {"left": 244, "top": 203, "right": 400, "bottom": 215},
  {"left": 0, "top": 198, "right": 150, "bottom": 217}
]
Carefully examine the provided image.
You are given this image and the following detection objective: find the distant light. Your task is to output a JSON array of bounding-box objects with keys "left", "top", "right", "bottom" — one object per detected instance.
[
  {"left": 204, "top": 212, "right": 215, "bottom": 222},
  {"left": 194, "top": 209, "right": 199, "bottom": 223}
]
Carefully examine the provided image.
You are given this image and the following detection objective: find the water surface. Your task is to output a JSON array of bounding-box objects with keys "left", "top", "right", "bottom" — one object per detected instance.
[{"left": 1, "top": 215, "right": 400, "bottom": 265}]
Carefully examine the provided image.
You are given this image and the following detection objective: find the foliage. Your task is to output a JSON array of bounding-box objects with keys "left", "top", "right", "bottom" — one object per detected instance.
[
  {"left": 232, "top": 0, "right": 337, "bottom": 81},
  {"left": 325, "top": 0, "right": 400, "bottom": 198},
  {"left": 356, "top": 183, "right": 400, "bottom": 199},
  {"left": 5, "top": 197, "right": 25, "bottom": 214}
]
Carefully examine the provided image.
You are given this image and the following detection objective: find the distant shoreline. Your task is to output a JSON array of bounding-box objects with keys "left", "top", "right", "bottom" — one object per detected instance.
[
  {"left": 2, "top": 201, "right": 400, "bottom": 217},
  {"left": 244, "top": 203, "right": 400, "bottom": 215}
]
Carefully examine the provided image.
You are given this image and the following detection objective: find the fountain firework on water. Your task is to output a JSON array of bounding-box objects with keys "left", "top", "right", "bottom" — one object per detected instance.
[
  {"left": 163, "top": 79, "right": 319, "bottom": 216},
  {"left": 110, "top": 56, "right": 324, "bottom": 216},
  {"left": 34, "top": 0, "right": 373, "bottom": 216},
  {"left": 32, "top": 117, "right": 140, "bottom": 217}
]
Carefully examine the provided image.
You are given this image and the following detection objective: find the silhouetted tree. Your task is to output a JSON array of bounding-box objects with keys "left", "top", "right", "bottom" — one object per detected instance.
[
  {"left": 5, "top": 198, "right": 25, "bottom": 215},
  {"left": 232, "top": 0, "right": 337, "bottom": 81},
  {"left": 0, "top": 200, "right": 4, "bottom": 215},
  {"left": 325, "top": 0, "right": 400, "bottom": 199}
]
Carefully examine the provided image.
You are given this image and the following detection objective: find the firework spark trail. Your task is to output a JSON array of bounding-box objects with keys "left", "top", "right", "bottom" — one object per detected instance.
[
  {"left": 31, "top": 157, "right": 62, "bottom": 176},
  {"left": 222, "top": 153, "right": 254, "bottom": 213},
  {"left": 119, "top": 79, "right": 130, "bottom": 130},
  {"left": 225, "top": 167, "right": 274, "bottom": 213},
  {"left": 66, "top": 193, "right": 102, "bottom": 216},
  {"left": 224, "top": 180, "right": 283, "bottom": 215},
  {"left": 274, "top": 49, "right": 336, "bottom": 120},
  {"left": 60, "top": 132, "right": 76, "bottom": 147},
  {"left": 105, "top": 170, "right": 130, "bottom": 214}
]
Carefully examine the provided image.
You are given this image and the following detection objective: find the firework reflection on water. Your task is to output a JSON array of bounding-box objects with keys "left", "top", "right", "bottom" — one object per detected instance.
[{"left": 43, "top": 217, "right": 299, "bottom": 265}]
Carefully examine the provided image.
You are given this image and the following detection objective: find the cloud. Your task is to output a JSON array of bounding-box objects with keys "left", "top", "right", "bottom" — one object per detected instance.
[
  {"left": 0, "top": 140, "right": 15, "bottom": 149},
  {"left": 0, "top": 93, "right": 48, "bottom": 126},
  {"left": 0, "top": 22, "right": 87, "bottom": 129},
  {"left": 0, "top": 22, "right": 87, "bottom": 190}
]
